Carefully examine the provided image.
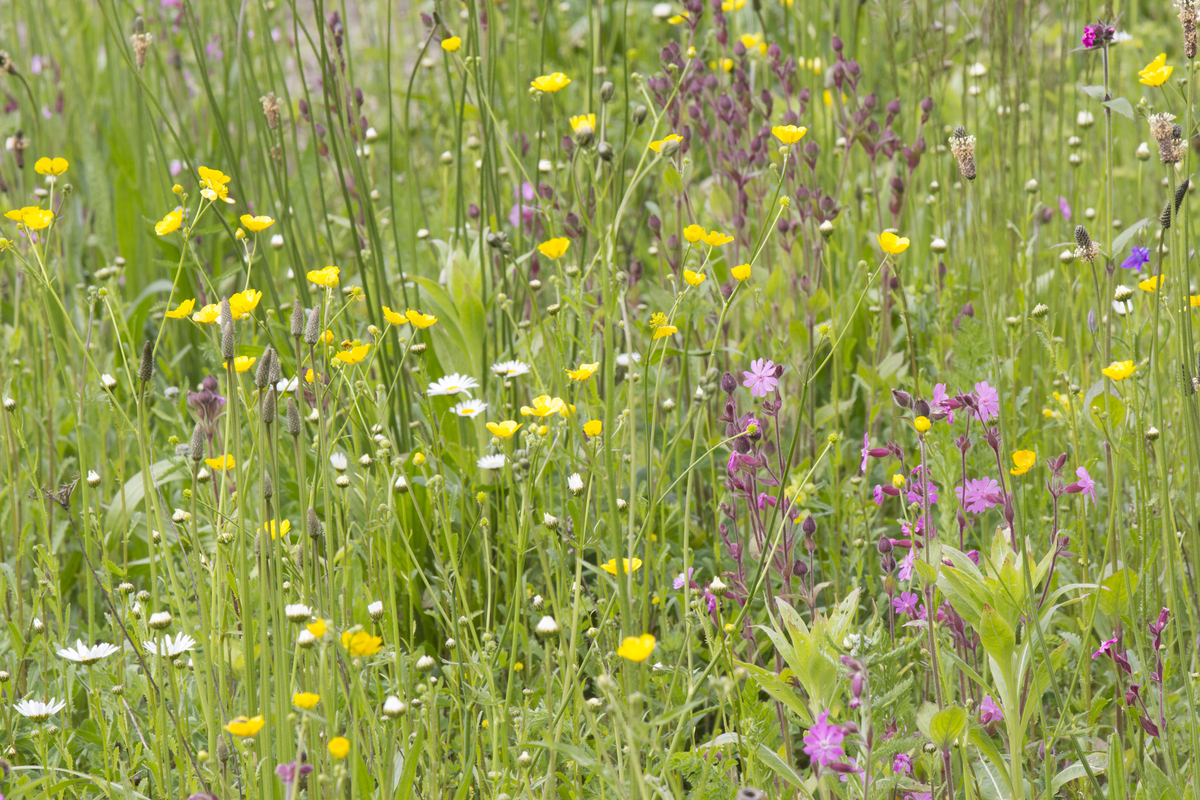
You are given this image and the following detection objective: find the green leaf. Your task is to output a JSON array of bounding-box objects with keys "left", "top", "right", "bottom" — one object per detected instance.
[
  {"left": 1078, "top": 84, "right": 1108, "bottom": 101},
  {"left": 662, "top": 165, "right": 684, "bottom": 194},
  {"left": 1052, "top": 753, "right": 1107, "bottom": 792},
  {"left": 1098, "top": 569, "right": 1138, "bottom": 617},
  {"left": 928, "top": 706, "right": 968, "bottom": 751},
  {"left": 104, "top": 459, "right": 189, "bottom": 533},
  {"left": 736, "top": 661, "right": 813, "bottom": 725},
  {"left": 1083, "top": 378, "right": 1126, "bottom": 432},
  {"left": 1112, "top": 217, "right": 1152, "bottom": 254},
  {"left": 978, "top": 606, "right": 1016, "bottom": 666},
  {"left": 1103, "top": 97, "right": 1135, "bottom": 120}
]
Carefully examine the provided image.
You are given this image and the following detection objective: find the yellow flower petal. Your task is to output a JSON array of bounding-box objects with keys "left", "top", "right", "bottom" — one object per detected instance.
[
  {"left": 617, "top": 634, "right": 656, "bottom": 662},
  {"left": 165, "top": 298, "right": 195, "bottom": 319}
]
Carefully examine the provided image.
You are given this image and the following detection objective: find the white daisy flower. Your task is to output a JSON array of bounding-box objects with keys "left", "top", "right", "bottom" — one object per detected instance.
[
  {"left": 100, "top": 374, "right": 118, "bottom": 389},
  {"left": 285, "top": 604, "right": 313, "bottom": 622},
  {"left": 427, "top": 373, "right": 480, "bottom": 396},
  {"left": 615, "top": 352, "right": 642, "bottom": 367},
  {"left": 15, "top": 698, "right": 67, "bottom": 721},
  {"left": 276, "top": 376, "right": 299, "bottom": 393},
  {"left": 143, "top": 633, "right": 197, "bottom": 658},
  {"left": 330, "top": 452, "right": 348, "bottom": 471},
  {"left": 535, "top": 615, "right": 560, "bottom": 636},
  {"left": 451, "top": 399, "right": 487, "bottom": 418},
  {"left": 568, "top": 472, "right": 585, "bottom": 494},
  {"left": 491, "top": 360, "right": 531, "bottom": 377},
  {"left": 57, "top": 640, "right": 121, "bottom": 665},
  {"left": 477, "top": 454, "right": 507, "bottom": 470},
  {"left": 148, "top": 611, "right": 173, "bottom": 629},
  {"left": 297, "top": 629, "right": 317, "bottom": 647},
  {"left": 383, "top": 695, "right": 407, "bottom": 717},
  {"left": 368, "top": 601, "right": 384, "bottom": 620}
]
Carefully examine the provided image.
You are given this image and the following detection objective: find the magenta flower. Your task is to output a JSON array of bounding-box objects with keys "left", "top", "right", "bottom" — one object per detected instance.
[
  {"left": 979, "top": 695, "right": 1004, "bottom": 724},
  {"left": 802, "top": 711, "right": 845, "bottom": 767},
  {"left": 973, "top": 381, "right": 999, "bottom": 422},
  {"left": 703, "top": 589, "right": 718, "bottom": 613},
  {"left": 906, "top": 476, "right": 938, "bottom": 505},
  {"left": 956, "top": 477, "right": 1001, "bottom": 514},
  {"left": 860, "top": 433, "right": 871, "bottom": 473},
  {"left": 1081, "top": 23, "right": 1100, "bottom": 48},
  {"left": 898, "top": 550, "right": 915, "bottom": 581},
  {"left": 931, "top": 383, "right": 955, "bottom": 424},
  {"left": 1066, "top": 466, "right": 1097, "bottom": 504},
  {"left": 1093, "top": 636, "right": 1119, "bottom": 659},
  {"left": 1059, "top": 196, "right": 1072, "bottom": 220},
  {"left": 742, "top": 359, "right": 779, "bottom": 397},
  {"left": 892, "top": 753, "right": 913, "bottom": 775},
  {"left": 892, "top": 590, "right": 920, "bottom": 616},
  {"left": 673, "top": 567, "right": 694, "bottom": 589}
]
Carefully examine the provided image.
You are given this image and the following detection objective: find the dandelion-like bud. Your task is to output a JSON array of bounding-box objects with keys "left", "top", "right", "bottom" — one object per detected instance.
[
  {"left": 949, "top": 126, "right": 977, "bottom": 181},
  {"left": 1073, "top": 225, "right": 1100, "bottom": 264},
  {"left": 1175, "top": 178, "right": 1190, "bottom": 213},
  {"left": 304, "top": 307, "right": 321, "bottom": 345},
  {"left": 221, "top": 321, "right": 236, "bottom": 360},
  {"left": 307, "top": 507, "right": 324, "bottom": 541},
  {"left": 148, "top": 611, "right": 173, "bottom": 629},
  {"left": 535, "top": 615, "right": 560, "bottom": 637},
  {"left": 190, "top": 423, "right": 205, "bottom": 462},
  {"left": 217, "top": 735, "right": 230, "bottom": 764},
  {"left": 285, "top": 397, "right": 302, "bottom": 437},
  {"left": 260, "top": 91, "right": 281, "bottom": 129},
  {"left": 1161, "top": 201, "right": 1173, "bottom": 229},
  {"left": 1031, "top": 303, "right": 1050, "bottom": 319},
  {"left": 263, "top": 387, "right": 277, "bottom": 425},
  {"left": 255, "top": 348, "right": 274, "bottom": 389},
  {"left": 262, "top": 470, "right": 274, "bottom": 500},
  {"left": 290, "top": 301, "right": 305, "bottom": 337},
  {"left": 138, "top": 340, "right": 155, "bottom": 383},
  {"left": 599, "top": 81, "right": 614, "bottom": 103},
  {"left": 1181, "top": 0, "right": 1199, "bottom": 58}
]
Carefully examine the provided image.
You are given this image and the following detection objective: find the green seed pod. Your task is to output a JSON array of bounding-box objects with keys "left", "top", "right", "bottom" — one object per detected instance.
[
  {"left": 190, "top": 423, "right": 205, "bottom": 462},
  {"left": 137, "top": 341, "right": 155, "bottom": 383}
]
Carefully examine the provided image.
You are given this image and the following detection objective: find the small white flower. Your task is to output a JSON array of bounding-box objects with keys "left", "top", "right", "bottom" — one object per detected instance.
[
  {"left": 143, "top": 633, "right": 197, "bottom": 658},
  {"left": 416, "top": 654, "right": 436, "bottom": 671},
  {"left": 543, "top": 512, "right": 559, "bottom": 529},
  {"left": 967, "top": 61, "right": 988, "bottom": 77},
  {"left": 1077, "top": 110, "right": 1095, "bottom": 128},
  {"left": 57, "top": 640, "right": 121, "bottom": 665},
  {"left": 427, "top": 373, "right": 480, "bottom": 396},
  {"left": 358, "top": 454, "right": 373, "bottom": 467},
  {"left": 86, "top": 470, "right": 101, "bottom": 487},
  {"left": 330, "top": 452, "right": 348, "bottom": 471},
  {"left": 147, "top": 611, "right": 173, "bottom": 629},
  {"left": 270, "top": 234, "right": 285, "bottom": 249},
  {"left": 567, "top": 472, "right": 585, "bottom": 495},
  {"left": 297, "top": 629, "right": 317, "bottom": 647},
  {"left": 285, "top": 604, "right": 313, "bottom": 622},
  {"left": 393, "top": 475, "right": 410, "bottom": 493},
  {"left": 491, "top": 360, "right": 531, "bottom": 377},
  {"left": 14, "top": 698, "right": 66, "bottom": 722},
  {"left": 101, "top": 374, "right": 118, "bottom": 389},
  {"left": 383, "top": 695, "right": 407, "bottom": 717},
  {"left": 532, "top": 594, "right": 544, "bottom": 608},
  {"left": 452, "top": 399, "right": 488, "bottom": 418},
  {"left": 477, "top": 454, "right": 507, "bottom": 470},
  {"left": 368, "top": 601, "right": 384, "bottom": 619},
  {"left": 276, "top": 376, "right": 299, "bottom": 393},
  {"left": 535, "top": 615, "right": 560, "bottom": 637},
  {"left": 172, "top": 508, "right": 191, "bottom": 523},
  {"left": 615, "top": 352, "right": 642, "bottom": 367}
]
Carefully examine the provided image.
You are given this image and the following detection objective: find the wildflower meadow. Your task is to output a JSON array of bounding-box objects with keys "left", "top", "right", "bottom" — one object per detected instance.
[{"left": 2, "top": 0, "right": 1200, "bottom": 798}]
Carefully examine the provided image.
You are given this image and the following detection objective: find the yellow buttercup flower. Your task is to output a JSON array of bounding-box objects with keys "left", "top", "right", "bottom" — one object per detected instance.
[
  {"left": 263, "top": 519, "right": 291, "bottom": 539},
  {"left": 334, "top": 344, "right": 371, "bottom": 365},
  {"left": 521, "top": 395, "right": 574, "bottom": 418},
  {"left": 891, "top": 473, "right": 906, "bottom": 489},
  {"left": 721, "top": 0, "right": 745, "bottom": 9},
  {"left": 913, "top": 416, "right": 931, "bottom": 433},
  {"left": 570, "top": 114, "right": 596, "bottom": 133},
  {"left": 156, "top": 208, "right": 184, "bottom": 236},
  {"left": 653, "top": 325, "right": 678, "bottom": 339},
  {"left": 683, "top": 224, "right": 706, "bottom": 243},
  {"left": 486, "top": 420, "right": 522, "bottom": 438},
  {"left": 341, "top": 630, "right": 384, "bottom": 656},
  {"left": 239, "top": 214, "right": 274, "bottom": 232},
  {"left": 583, "top": 419, "right": 602, "bottom": 437},
  {"left": 406, "top": 309, "right": 438, "bottom": 328},
  {"left": 1101, "top": 360, "right": 1136, "bottom": 381},
  {"left": 441, "top": 36, "right": 461, "bottom": 52},
  {"left": 6, "top": 207, "right": 53, "bottom": 230},
  {"left": 224, "top": 715, "right": 265, "bottom": 737},
  {"left": 601, "top": 557, "right": 643, "bottom": 575},
  {"left": 1139, "top": 275, "right": 1162, "bottom": 292},
  {"left": 565, "top": 361, "right": 599, "bottom": 381},
  {"left": 192, "top": 304, "right": 220, "bottom": 324},
  {"left": 228, "top": 355, "right": 257, "bottom": 373},
  {"left": 198, "top": 166, "right": 235, "bottom": 204},
  {"left": 531, "top": 72, "right": 571, "bottom": 93},
  {"left": 1138, "top": 53, "right": 1173, "bottom": 87},
  {"left": 292, "top": 692, "right": 320, "bottom": 710},
  {"left": 649, "top": 134, "right": 683, "bottom": 153},
  {"left": 648, "top": 312, "right": 668, "bottom": 328},
  {"left": 1191, "top": 295, "right": 1200, "bottom": 307},
  {"left": 683, "top": 270, "right": 706, "bottom": 286},
  {"left": 537, "top": 237, "right": 571, "bottom": 259},
  {"left": 34, "top": 157, "right": 69, "bottom": 176},
  {"left": 617, "top": 634, "right": 656, "bottom": 662},
  {"left": 382, "top": 305, "right": 407, "bottom": 325},
  {"left": 703, "top": 231, "right": 734, "bottom": 247},
  {"left": 328, "top": 737, "right": 350, "bottom": 760},
  {"left": 1010, "top": 450, "right": 1036, "bottom": 476},
  {"left": 878, "top": 231, "right": 910, "bottom": 254},
  {"left": 668, "top": 13, "right": 689, "bottom": 23},
  {"left": 205, "top": 455, "right": 236, "bottom": 471},
  {"left": 308, "top": 266, "right": 341, "bottom": 287},
  {"left": 165, "top": 299, "right": 195, "bottom": 319},
  {"left": 771, "top": 125, "right": 808, "bottom": 145},
  {"left": 306, "top": 619, "right": 327, "bottom": 638},
  {"left": 731, "top": 263, "right": 752, "bottom": 281},
  {"left": 739, "top": 33, "right": 762, "bottom": 49},
  {"left": 230, "top": 289, "right": 262, "bottom": 319}
]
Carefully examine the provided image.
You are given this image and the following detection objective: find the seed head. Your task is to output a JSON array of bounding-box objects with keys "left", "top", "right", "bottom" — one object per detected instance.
[
  {"left": 221, "top": 321, "right": 236, "bottom": 360},
  {"left": 1161, "top": 201, "right": 1173, "bottom": 230},
  {"left": 219, "top": 297, "right": 233, "bottom": 326},
  {"left": 1149, "top": 113, "right": 1184, "bottom": 163},
  {"left": 1176, "top": 178, "right": 1190, "bottom": 213},
  {"left": 290, "top": 302, "right": 305, "bottom": 337},
  {"left": 137, "top": 341, "right": 155, "bottom": 383},
  {"left": 949, "top": 126, "right": 977, "bottom": 181},
  {"left": 304, "top": 307, "right": 321, "bottom": 345},
  {"left": 1181, "top": 0, "right": 1199, "bottom": 58},
  {"left": 190, "top": 423, "right": 206, "bottom": 462},
  {"left": 307, "top": 508, "right": 323, "bottom": 541},
  {"left": 263, "top": 387, "right": 277, "bottom": 425},
  {"left": 255, "top": 348, "right": 274, "bottom": 389},
  {"left": 285, "top": 397, "right": 302, "bottom": 436},
  {"left": 260, "top": 92, "right": 281, "bottom": 130},
  {"left": 130, "top": 18, "right": 154, "bottom": 70},
  {"left": 262, "top": 470, "right": 274, "bottom": 500}
]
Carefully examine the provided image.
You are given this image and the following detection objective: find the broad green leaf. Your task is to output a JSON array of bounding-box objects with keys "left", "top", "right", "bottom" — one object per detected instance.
[
  {"left": 1098, "top": 569, "right": 1138, "bottom": 617},
  {"left": 1052, "top": 753, "right": 1107, "bottom": 792},
  {"left": 978, "top": 606, "right": 1016, "bottom": 666},
  {"left": 1103, "top": 97, "right": 1135, "bottom": 120},
  {"left": 736, "top": 661, "right": 813, "bottom": 725},
  {"left": 928, "top": 706, "right": 968, "bottom": 751}
]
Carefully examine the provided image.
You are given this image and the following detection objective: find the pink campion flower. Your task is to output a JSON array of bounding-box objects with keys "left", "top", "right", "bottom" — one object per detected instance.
[
  {"left": 873, "top": 485, "right": 884, "bottom": 505},
  {"left": 757, "top": 492, "right": 778, "bottom": 510},
  {"left": 673, "top": 567, "right": 694, "bottom": 589},
  {"left": 860, "top": 433, "right": 871, "bottom": 472},
  {"left": 973, "top": 381, "right": 999, "bottom": 422},
  {"left": 1093, "top": 636, "right": 1119, "bottom": 659},
  {"left": 1059, "top": 196, "right": 1072, "bottom": 220},
  {"left": 956, "top": 477, "right": 1001, "bottom": 514},
  {"left": 1065, "top": 467, "right": 1097, "bottom": 504},
  {"left": 898, "top": 550, "right": 916, "bottom": 581},
  {"left": 892, "top": 753, "right": 913, "bottom": 775},
  {"left": 979, "top": 695, "right": 1004, "bottom": 724},
  {"left": 742, "top": 358, "right": 779, "bottom": 397},
  {"left": 930, "top": 383, "right": 955, "bottom": 424},
  {"left": 803, "top": 711, "right": 846, "bottom": 767},
  {"left": 906, "top": 477, "right": 938, "bottom": 505},
  {"left": 892, "top": 591, "right": 920, "bottom": 616}
]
